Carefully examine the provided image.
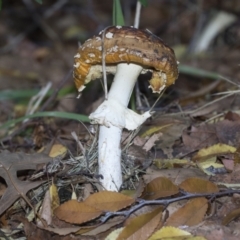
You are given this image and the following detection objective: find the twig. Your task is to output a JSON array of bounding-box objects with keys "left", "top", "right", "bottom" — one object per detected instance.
[
  {"left": 25, "top": 82, "right": 52, "bottom": 121},
  {"left": 134, "top": 1, "right": 142, "bottom": 28},
  {"left": 71, "top": 131, "right": 91, "bottom": 170},
  {"left": 101, "top": 189, "right": 240, "bottom": 223},
  {"left": 134, "top": 1, "right": 143, "bottom": 112},
  {"left": 71, "top": 131, "right": 86, "bottom": 156},
  {"left": 40, "top": 69, "right": 72, "bottom": 111},
  {"left": 101, "top": 26, "right": 112, "bottom": 100}
]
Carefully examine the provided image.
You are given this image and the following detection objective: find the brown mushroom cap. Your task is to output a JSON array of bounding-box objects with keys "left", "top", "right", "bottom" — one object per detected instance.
[{"left": 73, "top": 26, "right": 178, "bottom": 93}]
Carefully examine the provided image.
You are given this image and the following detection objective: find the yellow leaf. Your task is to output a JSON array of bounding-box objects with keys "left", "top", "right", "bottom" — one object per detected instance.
[
  {"left": 50, "top": 183, "right": 59, "bottom": 210},
  {"left": 49, "top": 144, "right": 67, "bottom": 158},
  {"left": 197, "top": 157, "right": 225, "bottom": 176},
  {"left": 193, "top": 143, "right": 236, "bottom": 161},
  {"left": 106, "top": 227, "right": 124, "bottom": 240},
  {"left": 154, "top": 158, "right": 192, "bottom": 169},
  {"left": 188, "top": 237, "right": 207, "bottom": 240},
  {"left": 141, "top": 123, "right": 173, "bottom": 137},
  {"left": 149, "top": 226, "right": 191, "bottom": 240}
]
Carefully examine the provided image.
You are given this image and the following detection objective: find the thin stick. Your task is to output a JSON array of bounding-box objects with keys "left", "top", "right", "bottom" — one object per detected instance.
[
  {"left": 71, "top": 131, "right": 88, "bottom": 168},
  {"left": 133, "top": 1, "right": 142, "bottom": 111},
  {"left": 190, "top": 92, "right": 233, "bottom": 115},
  {"left": 134, "top": 1, "right": 142, "bottom": 28},
  {"left": 40, "top": 69, "right": 72, "bottom": 111},
  {"left": 71, "top": 131, "right": 86, "bottom": 156},
  {"left": 219, "top": 75, "right": 240, "bottom": 87},
  {"left": 165, "top": 91, "right": 234, "bottom": 117},
  {"left": 149, "top": 88, "right": 166, "bottom": 113},
  {"left": 24, "top": 82, "right": 52, "bottom": 123},
  {"left": 101, "top": 27, "right": 111, "bottom": 100}
]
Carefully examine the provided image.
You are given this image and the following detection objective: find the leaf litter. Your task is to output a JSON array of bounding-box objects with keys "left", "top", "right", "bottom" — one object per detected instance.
[{"left": 3, "top": 110, "right": 240, "bottom": 239}]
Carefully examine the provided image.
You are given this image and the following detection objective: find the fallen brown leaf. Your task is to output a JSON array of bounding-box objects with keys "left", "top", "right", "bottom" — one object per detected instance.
[
  {"left": 141, "top": 177, "right": 179, "bottom": 200},
  {"left": 166, "top": 197, "right": 208, "bottom": 227},
  {"left": 179, "top": 178, "right": 219, "bottom": 194},
  {"left": 54, "top": 200, "right": 103, "bottom": 224},
  {"left": 116, "top": 207, "right": 163, "bottom": 240},
  {"left": 84, "top": 191, "right": 135, "bottom": 211}
]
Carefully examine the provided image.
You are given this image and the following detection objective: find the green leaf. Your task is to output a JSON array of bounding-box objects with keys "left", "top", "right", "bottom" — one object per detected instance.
[
  {"left": 0, "top": 111, "right": 90, "bottom": 130},
  {"left": 0, "top": 86, "right": 74, "bottom": 101},
  {"left": 112, "top": 0, "right": 125, "bottom": 26},
  {"left": 179, "top": 65, "right": 220, "bottom": 80},
  {"left": 138, "top": 0, "right": 148, "bottom": 7},
  {"left": 34, "top": 0, "right": 43, "bottom": 4},
  {"left": 0, "top": 89, "right": 42, "bottom": 101}
]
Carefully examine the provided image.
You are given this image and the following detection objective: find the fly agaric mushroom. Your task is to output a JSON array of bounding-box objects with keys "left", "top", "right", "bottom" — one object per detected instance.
[{"left": 73, "top": 26, "right": 178, "bottom": 191}]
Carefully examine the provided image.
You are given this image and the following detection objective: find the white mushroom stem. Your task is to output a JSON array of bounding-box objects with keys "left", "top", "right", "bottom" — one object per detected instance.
[{"left": 89, "top": 63, "right": 151, "bottom": 191}]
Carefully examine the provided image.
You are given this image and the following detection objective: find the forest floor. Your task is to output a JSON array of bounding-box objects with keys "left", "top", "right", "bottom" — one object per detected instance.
[{"left": 1, "top": 1, "right": 240, "bottom": 239}]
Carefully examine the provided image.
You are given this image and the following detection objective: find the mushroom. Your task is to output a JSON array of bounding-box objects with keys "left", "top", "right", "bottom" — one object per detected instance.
[{"left": 73, "top": 26, "right": 178, "bottom": 191}]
